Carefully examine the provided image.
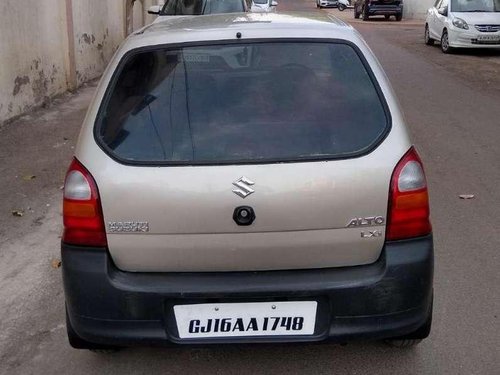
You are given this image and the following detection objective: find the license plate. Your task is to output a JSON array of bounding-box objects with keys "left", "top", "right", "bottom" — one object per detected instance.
[
  {"left": 477, "top": 35, "right": 500, "bottom": 42},
  {"left": 174, "top": 301, "right": 317, "bottom": 339}
]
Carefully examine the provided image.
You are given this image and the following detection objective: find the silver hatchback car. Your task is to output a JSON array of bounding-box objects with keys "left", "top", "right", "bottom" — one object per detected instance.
[{"left": 62, "top": 13, "right": 433, "bottom": 350}]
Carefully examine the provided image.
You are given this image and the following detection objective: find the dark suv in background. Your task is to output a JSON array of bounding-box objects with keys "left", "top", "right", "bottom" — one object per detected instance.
[{"left": 354, "top": 0, "right": 403, "bottom": 21}]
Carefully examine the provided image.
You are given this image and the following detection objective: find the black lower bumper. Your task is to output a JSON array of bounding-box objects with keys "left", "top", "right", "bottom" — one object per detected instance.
[
  {"left": 368, "top": 5, "right": 403, "bottom": 15},
  {"left": 62, "top": 236, "right": 433, "bottom": 346}
]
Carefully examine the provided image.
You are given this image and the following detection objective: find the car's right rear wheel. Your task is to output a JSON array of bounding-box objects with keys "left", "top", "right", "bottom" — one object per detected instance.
[
  {"left": 385, "top": 338, "right": 423, "bottom": 348},
  {"left": 425, "top": 25, "right": 434, "bottom": 45},
  {"left": 385, "top": 296, "right": 433, "bottom": 348}
]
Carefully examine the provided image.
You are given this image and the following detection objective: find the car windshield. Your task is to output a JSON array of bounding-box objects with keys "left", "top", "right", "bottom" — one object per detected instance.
[
  {"left": 451, "top": 0, "right": 500, "bottom": 12},
  {"left": 161, "top": 0, "right": 244, "bottom": 15},
  {"left": 96, "top": 42, "right": 389, "bottom": 164}
]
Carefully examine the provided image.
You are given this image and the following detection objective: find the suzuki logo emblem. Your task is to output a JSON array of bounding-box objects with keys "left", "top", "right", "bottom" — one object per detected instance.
[{"left": 232, "top": 176, "right": 255, "bottom": 198}]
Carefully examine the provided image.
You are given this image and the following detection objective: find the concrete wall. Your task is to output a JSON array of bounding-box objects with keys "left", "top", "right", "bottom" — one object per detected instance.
[
  {"left": 405, "top": 0, "right": 435, "bottom": 19},
  {"left": 0, "top": 0, "right": 162, "bottom": 125},
  {"left": 72, "top": 0, "right": 126, "bottom": 85},
  {"left": 0, "top": 0, "right": 70, "bottom": 123}
]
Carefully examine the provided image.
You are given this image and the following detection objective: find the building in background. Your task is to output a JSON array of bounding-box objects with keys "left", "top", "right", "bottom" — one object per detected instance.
[{"left": 0, "top": 0, "right": 162, "bottom": 125}]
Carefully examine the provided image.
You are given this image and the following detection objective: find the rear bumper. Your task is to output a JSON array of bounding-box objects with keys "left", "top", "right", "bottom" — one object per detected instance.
[
  {"left": 62, "top": 235, "right": 433, "bottom": 346},
  {"left": 367, "top": 5, "right": 403, "bottom": 15}
]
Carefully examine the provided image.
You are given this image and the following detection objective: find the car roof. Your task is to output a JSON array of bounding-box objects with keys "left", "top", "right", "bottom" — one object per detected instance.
[{"left": 123, "top": 12, "right": 357, "bottom": 50}]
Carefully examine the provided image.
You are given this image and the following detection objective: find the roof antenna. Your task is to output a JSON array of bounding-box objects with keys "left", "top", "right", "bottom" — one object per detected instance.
[{"left": 236, "top": 32, "right": 242, "bottom": 39}]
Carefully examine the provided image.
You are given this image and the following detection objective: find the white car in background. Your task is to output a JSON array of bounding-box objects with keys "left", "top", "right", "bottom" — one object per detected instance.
[
  {"left": 251, "top": 0, "right": 278, "bottom": 13},
  {"left": 425, "top": 0, "right": 500, "bottom": 53}
]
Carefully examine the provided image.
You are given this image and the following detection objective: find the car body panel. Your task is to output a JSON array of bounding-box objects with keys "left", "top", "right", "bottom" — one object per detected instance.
[{"left": 75, "top": 13, "right": 411, "bottom": 272}]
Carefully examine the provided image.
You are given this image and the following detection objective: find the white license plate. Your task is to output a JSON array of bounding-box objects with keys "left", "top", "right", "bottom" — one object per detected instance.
[
  {"left": 174, "top": 301, "right": 317, "bottom": 339},
  {"left": 477, "top": 35, "right": 500, "bottom": 42}
]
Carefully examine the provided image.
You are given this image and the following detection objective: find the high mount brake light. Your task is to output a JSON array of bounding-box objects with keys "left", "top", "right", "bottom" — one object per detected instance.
[
  {"left": 63, "top": 158, "right": 107, "bottom": 247},
  {"left": 386, "top": 147, "right": 432, "bottom": 241}
]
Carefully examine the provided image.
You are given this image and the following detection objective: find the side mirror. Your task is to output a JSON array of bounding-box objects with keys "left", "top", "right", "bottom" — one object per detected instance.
[
  {"left": 271, "top": 0, "right": 278, "bottom": 6},
  {"left": 438, "top": 6, "right": 448, "bottom": 16},
  {"left": 147, "top": 5, "right": 162, "bottom": 15}
]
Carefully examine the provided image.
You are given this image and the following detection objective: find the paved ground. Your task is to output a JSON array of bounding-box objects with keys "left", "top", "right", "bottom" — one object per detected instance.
[{"left": 1, "top": 1, "right": 499, "bottom": 374}]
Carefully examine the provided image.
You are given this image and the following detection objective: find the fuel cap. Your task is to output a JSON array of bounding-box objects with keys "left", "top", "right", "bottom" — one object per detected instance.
[{"left": 233, "top": 206, "right": 255, "bottom": 226}]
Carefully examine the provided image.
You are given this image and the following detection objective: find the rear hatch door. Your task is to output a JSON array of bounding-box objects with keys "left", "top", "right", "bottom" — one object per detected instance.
[{"left": 90, "top": 40, "right": 404, "bottom": 272}]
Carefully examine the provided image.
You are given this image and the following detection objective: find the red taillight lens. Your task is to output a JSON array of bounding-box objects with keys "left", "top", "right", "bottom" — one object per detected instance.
[
  {"left": 62, "top": 158, "right": 107, "bottom": 247},
  {"left": 386, "top": 147, "right": 432, "bottom": 241}
]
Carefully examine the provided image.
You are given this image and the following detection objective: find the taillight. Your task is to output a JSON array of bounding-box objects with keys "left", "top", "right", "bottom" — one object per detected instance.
[
  {"left": 62, "top": 158, "right": 107, "bottom": 247},
  {"left": 386, "top": 147, "right": 431, "bottom": 241}
]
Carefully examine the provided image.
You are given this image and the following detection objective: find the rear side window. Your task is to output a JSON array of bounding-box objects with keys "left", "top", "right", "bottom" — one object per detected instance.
[{"left": 96, "top": 42, "right": 389, "bottom": 164}]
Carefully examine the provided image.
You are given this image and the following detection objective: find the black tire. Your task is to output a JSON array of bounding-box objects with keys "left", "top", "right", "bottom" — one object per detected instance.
[
  {"left": 396, "top": 13, "right": 403, "bottom": 21},
  {"left": 385, "top": 338, "right": 423, "bottom": 348},
  {"left": 425, "top": 24, "right": 434, "bottom": 46},
  {"left": 441, "top": 29, "right": 454, "bottom": 53},
  {"left": 385, "top": 297, "right": 433, "bottom": 348},
  {"left": 66, "top": 308, "right": 120, "bottom": 352},
  {"left": 362, "top": 6, "right": 369, "bottom": 20},
  {"left": 385, "top": 14, "right": 391, "bottom": 20},
  {"left": 338, "top": 4, "right": 346, "bottom": 11}
]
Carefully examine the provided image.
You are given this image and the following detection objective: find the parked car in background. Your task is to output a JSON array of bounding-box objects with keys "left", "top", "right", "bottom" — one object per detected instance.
[
  {"left": 316, "top": 0, "right": 341, "bottom": 9},
  {"left": 62, "top": 12, "right": 433, "bottom": 351},
  {"left": 148, "top": 0, "right": 247, "bottom": 19},
  {"left": 251, "top": 0, "right": 278, "bottom": 12},
  {"left": 354, "top": 0, "right": 403, "bottom": 21},
  {"left": 337, "top": 0, "right": 352, "bottom": 11},
  {"left": 425, "top": 0, "right": 500, "bottom": 53}
]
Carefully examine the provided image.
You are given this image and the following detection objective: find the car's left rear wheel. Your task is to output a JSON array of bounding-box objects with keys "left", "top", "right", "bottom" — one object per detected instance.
[
  {"left": 385, "top": 296, "right": 433, "bottom": 348},
  {"left": 66, "top": 308, "right": 121, "bottom": 352}
]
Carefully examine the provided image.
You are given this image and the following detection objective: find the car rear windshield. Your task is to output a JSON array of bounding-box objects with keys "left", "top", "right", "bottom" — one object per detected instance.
[{"left": 96, "top": 42, "right": 389, "bottom": 165}]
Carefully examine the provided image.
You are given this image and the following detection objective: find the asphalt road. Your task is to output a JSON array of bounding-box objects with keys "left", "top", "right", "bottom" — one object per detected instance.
[{"left": 1, "top": 1, "right": 499, "bottom": 374}]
